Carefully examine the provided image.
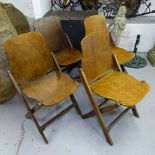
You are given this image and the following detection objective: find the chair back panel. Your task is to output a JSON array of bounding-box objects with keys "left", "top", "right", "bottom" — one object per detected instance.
[
  {"left": 34, "top": 16, "right": 69, "bottom": 52},
  {"left": 84, "top": 15, "right": 115, "bottom": 45},
  {"left": 84, "top": 15, "right": 107, "bottom": 36},
  {"left": 5, "top": 32, "right": 54, "bottom": 85},
  {"left": 81, "top": 31, "right": 114, "bottom": 83}
]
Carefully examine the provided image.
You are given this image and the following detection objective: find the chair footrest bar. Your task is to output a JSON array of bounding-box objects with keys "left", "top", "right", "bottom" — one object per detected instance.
[
  {"left": 100, "top": 104, "right": 119, "bottom": 113},
  {"left": 82, "top": 103, "right": 119, "bottom": 119},
  {"left": 82, "top": 100, "right": 108, "bottom": 119},
  {"left": 41, "top": 103, "right": 75, "bottom": 130},
  {"left": 108, "top": 107, "right": 130, "bottom": 131}
]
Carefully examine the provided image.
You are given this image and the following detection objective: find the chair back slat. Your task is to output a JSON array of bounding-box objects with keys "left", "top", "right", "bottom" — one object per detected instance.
[
  {"left": 81, "top": 31, "right": 114, "bottom": 83},
  {"left": 5, "top": 32, "right": 54, "bottom": 85},
  {"left": 34, "top": 16, "right": 69, "bottom": 52}
]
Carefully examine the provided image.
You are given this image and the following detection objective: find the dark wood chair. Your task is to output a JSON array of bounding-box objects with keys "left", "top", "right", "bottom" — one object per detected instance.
[
  {"left": 4, "top": 32, "right": 82, "bottom": 144},
  {"left": 34, "top": 16, "right": 82, "bottom": 70},
  {"left": 80, "top": 31, "right": 150, "bottom": 145},
  {"left": 84, "top": 15, "right": 135, "bottom": 65}
]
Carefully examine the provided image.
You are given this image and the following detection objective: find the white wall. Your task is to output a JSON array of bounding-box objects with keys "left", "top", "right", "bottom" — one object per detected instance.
[
  {"left": 139, "top": 0, "right": 155, "bottom": 16},
  {"left": 119, "top": 23, "right": 155, "bottom": 52},
  {"left": 32, "top": 0, "right": 51, "bottom": 19}
]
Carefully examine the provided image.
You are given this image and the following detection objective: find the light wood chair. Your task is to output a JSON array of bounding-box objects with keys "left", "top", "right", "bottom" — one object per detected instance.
[
  {"left": 34, "top": 16, "right": 82, "bottom": 69},
  {"left": 80, "top": 31, "right": 150, "bottom": 145},
  {"left": 84, "top": 15, "right": 135, "bottom": 65},
  {"left": 4, "top": 32, "right": 82, "bottom": 144}
]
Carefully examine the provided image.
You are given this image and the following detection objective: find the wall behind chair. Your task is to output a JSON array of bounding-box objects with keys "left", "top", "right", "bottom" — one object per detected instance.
[
  {"left": 119, "top": 23, "right": 155, "bottom": 52},
  {"left": 32, "top": 0, "right": 51, "bottom": 19}
]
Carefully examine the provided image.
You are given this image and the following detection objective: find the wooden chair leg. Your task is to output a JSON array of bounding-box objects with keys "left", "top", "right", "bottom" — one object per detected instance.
[
  {"left": 25, "top": 104, "right": 42, "bottom": 119},
  {"left": 87, "top": 94, "right": 113, "bottom": 145},
  {"left": 94, "top": 106, "right": 113, "bottom": 145},
  {"left": 70, "top": 94, "right": 83, "bottom": 118},
  {"left": 9, "top": 71, "right": 48, "bottom": 144},
  {"left": 20, "top": 95, "right": 48, "bottom": 144},
  {"left": 80, "top": 69, "right": 113, "bottom": 145},
  {"left": 131, "top": 105, "right": 139, "bottom": 118}
]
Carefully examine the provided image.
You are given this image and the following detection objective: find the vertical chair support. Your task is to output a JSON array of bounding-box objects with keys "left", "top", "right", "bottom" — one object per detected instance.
[
  {"left": 8, "top": 70, "right": 48, "bottom": 143},
  {"left": 70, "top": 94, "right": 83, "bottom": 117},
  {"left": 80, "top": 69, "right": 113, "bottom": 145},
  {"left": 21, "top": 96, "right": 48, "bottom": 144},
  {"left": 65, "top": 33, "right": 73, "bottom": 48},
  {"left": 131, "top": 105, "right": 139, "bottom": 118}
]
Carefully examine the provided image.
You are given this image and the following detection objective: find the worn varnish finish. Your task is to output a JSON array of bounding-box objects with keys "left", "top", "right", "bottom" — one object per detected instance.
[
  {"left": 34, "top": 16, "right": 82, "bottom": 66},
  {"left": 5, "top": 32, "right": 82, "bottom": 144},
  {"left": 5, "top": 32, "right": 53, "bottom": 86},
  {"left": 84, "top": 15, "right": 107, "bottom": 36},
  {"left": 90, "top": 71, "right": 149, "bottom": 106},
  {"left": 81, "top": 27, "right": 113, "bottom": 83},
  {"left": 84, "top": 15, "right": 135, "bottom": 65},
  {"left": 80, "top": 31, "right": 150, "bottom": 145},
  {"left": 23, "top": 71, "right": 79, "bottom": 106}
]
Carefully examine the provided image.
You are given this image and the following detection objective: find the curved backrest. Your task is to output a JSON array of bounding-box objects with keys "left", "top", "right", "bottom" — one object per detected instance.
[
  {"left": 84, "top": 15, "right": 107, "bottom": 36},
  {"left": 81, "top": 31, "right": 114, "bottom": 83},
  {"left": 34, "top": 16, "right": 69, "bottom": 52},
  {"left": 84, "top": 15, "right": 114, "bottom": 46},
  {"left": 4, "top": 32, "right": 54, "bottom": 86}
]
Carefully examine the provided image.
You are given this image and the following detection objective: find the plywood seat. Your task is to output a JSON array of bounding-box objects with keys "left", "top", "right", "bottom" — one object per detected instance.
[
  {"left": 55, "top": 48, "right": 82, "bottom": 66},
  {"left": 22, "top": 71, "right": 79, "bottom": 106},
  {"left": 90, "top": 71, "right": 149, "bottom": 107},
  {"left": 112, "top": 47, "right": 135, "bottom": 65}
]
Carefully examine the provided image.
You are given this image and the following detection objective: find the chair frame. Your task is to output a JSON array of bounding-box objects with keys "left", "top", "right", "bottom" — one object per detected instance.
[
  {"left": 79, "top": 54, "right": 139, "bottom": 145},
  {"left": 8, "top": 53, "right": 83, "bottom": 144}
]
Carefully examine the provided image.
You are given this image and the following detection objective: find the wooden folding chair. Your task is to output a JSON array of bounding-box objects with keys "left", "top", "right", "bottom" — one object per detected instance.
[
  {"left": 80, "top": 31, "right": 150, "bottom": 145},
  {"left": 84, "top": 15, "right": 135, "bottom": 66},
  {"left": 34, "top": 16, "right": 82, "bottom": 71},
  {"left": 4, "top": 32, "right": 82, "bottom": 144}
]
